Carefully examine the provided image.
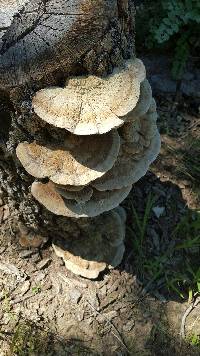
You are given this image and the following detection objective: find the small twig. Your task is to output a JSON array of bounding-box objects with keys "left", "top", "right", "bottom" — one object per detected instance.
[
  {"left": 86, "top": 299, "right": 130, "bottom": 354},
  {"left": 10, "top": 291, "right": 44, "bottom": 305},
  {"left": 8, "top": 220, "right": 15, "bottom": 236},
  {"left": 182, "top": 119, "right": 200, "bottom": 138},
  {"left": 187, "top": 307, "right": 200, "bottom": 332},
  {"left": 180, "top": 297, "right": 200, "bottom": 340}
]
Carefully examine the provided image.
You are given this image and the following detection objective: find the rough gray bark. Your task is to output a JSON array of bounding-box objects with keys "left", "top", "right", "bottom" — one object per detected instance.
[
  {"left": 0, "top": 0, "right": 135, "bottom": 241},
  {"left": 0, "top": 0, "right": 135, "bottom": 88}
]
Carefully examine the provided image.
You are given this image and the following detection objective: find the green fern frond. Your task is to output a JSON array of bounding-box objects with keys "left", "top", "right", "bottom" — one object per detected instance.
[{"left": 137, "top": 0, "right": 200, "bottom": 80}]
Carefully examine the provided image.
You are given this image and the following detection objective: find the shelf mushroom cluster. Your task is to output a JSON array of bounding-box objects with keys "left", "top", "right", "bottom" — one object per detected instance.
[{"left": 16, "top": 58, "right": 161, "bottom": 278}]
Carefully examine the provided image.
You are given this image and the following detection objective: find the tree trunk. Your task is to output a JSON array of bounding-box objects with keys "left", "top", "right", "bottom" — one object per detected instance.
[
  {"left": 0, "top": 1, "right": 161, "bottom": 280},
  {"left": 0, "top": 1, "right": 135, "bottom": 243}
]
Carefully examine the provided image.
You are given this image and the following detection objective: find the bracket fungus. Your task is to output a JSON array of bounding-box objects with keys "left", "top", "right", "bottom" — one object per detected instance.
[
  {"left": 92, "top": 100, "right": 161, "bottom": 191},
  {"left": 15, "top": 56, "right": 160, "bottom": 278},
  {"left": 16, "top": 130, "right": 120, "bottom": 186},
  {"left": 52, "top": 209, "right": 126, "bottom": 279},
  {"left": 31, "top": 181, "right": 132, "bottom": 218},
  {"left": 126, "top": 79, "right": 152, "bottom": 121},
  {"left": 1, "top": 0, "right": 160, "bottom": 280},
  {"left": 55, "top": 185, "right": 93, "bottom": 204},
  {"left": 32, "top": 59, "right": 146, "bottom": 135}
]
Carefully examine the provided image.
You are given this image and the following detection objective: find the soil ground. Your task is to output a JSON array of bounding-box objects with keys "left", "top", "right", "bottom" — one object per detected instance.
[{"left": 0, "top": 58, "right": 200, "bottom": 355}]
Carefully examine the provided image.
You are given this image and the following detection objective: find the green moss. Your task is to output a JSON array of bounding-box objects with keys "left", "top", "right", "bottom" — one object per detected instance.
[
  {"left": 187, "top": 334, "right": 200, "bottom": 348},
  {"left": 10, "top": 321, "right": 49, "bottom": 356}
]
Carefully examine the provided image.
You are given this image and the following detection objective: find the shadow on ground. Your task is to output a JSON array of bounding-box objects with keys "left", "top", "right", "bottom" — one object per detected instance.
[
  {"left": 122, "top": 171, "right": 200, "bottom": 301},
  {"left": 1, "top": 316, "right": 200, "bottom": 356},
  {"left": 1, "top": 320, "right": 94, "bottom": 355},
  {"left": 0, "top": 90, "right": 199, "bottom": 354}
]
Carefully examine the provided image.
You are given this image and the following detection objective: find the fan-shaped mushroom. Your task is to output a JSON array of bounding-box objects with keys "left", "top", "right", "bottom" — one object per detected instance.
[
  {"left": 52, "top": 209, "right": 126, "bottom": 279},
  {"left": 16, "top": 130, "right": 120, "bottom": 186},
  {"left": 125, "top": 79, "right": 152, "bottom": 121},
  {"left": 32, "top": 58, "right": 146, "bottom": 135},
  {"left": 55, "top": 185, "right": 93, "bottom": 204},
  {"left": 31, "top": 181, "right": 132, "bottom": 218},
  {"left": 54, "top": 184, "right": 85, "bottom": 192},
  {"left": 92, "top": 100, "right": 161, "bottom": 191}
]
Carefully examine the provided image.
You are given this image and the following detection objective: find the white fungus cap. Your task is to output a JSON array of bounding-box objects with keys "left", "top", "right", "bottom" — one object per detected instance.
[
  {"left": 31, "top": 181, "right": 132, "bottom": 218},
  {"left": 16, "top": 130, "right": 120, "bottom": 186},
  {"left": 32, "top": 58, "right": 146, "bottom": 135}
]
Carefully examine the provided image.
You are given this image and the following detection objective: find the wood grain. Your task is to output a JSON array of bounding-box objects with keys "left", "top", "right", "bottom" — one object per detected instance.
[{"left": 0, "top": 0, "right": 117, "bottom": 88}]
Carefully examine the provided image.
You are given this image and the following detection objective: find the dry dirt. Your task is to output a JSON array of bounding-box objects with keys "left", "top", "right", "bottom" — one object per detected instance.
[{"left": 0, "top": 81, "right": 200, "bottom": 355}]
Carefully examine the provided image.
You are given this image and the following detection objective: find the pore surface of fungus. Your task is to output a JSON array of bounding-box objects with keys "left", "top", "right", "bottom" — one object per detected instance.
[
  {"left": 16, "top": 130, "right": 120, "bottom": 186},
  {"left": 92, "top": 100, "right": 161, "bottom": 191},
  {"left": 32, "top": 58, "right": 146, "bottom": 135},
  {"left": 52, "top": 209, "right": 126, "bottom": 279},
  {"left": 31, "top": 181, "right": 132, "bottom": 218}
]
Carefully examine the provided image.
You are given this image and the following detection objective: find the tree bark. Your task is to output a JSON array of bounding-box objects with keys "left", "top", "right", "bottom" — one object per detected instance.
[{"left": 0, "top": 0, "right": 135, "bottom": 242}]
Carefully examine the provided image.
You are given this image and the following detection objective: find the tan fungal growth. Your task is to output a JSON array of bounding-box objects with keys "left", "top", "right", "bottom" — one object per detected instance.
[
  {"left": 125, "top": 79, "right": 152, "bottom": 121},
  {"left": 15, "top": 56, "right": 161, "bottom": 279},
  {"left": 92, "top": 100, "right": 161, "bottom": 191},
  {"left": 32, "top": 58, "right": 146, "bottom": 135},
  {"left": 120, "top": 99, "right": 158, "bottom": 143},
  {"left": 31, "top": 181, "right": 132, "bottom": 218},
  {"left": 16, "top": 130, "right": 120, "bottom": 186},
  {"left": 148, "top": 98, "right": 157, "bottom": 113},
  {"left": 54, "top": 184, "right": 85, "bottom": 192},
  {"left": 55, "top": 185, "right": 93, "bottom": 204},
  {"left": 52, "top": 209, "right": 126, "bottom": 279}
]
